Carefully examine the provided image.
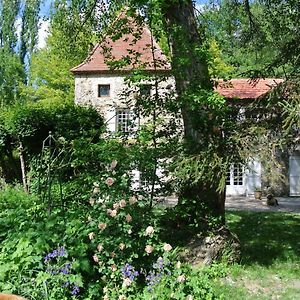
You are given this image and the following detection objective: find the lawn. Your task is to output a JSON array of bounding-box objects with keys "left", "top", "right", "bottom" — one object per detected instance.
[{"left": 214, "top": 211, "right": 300, "bottom": 299}]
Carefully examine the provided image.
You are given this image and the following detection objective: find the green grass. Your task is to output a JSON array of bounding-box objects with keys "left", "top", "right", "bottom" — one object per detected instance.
[{"left": 214, "top": 211, "right": 300, "bottom": 299}]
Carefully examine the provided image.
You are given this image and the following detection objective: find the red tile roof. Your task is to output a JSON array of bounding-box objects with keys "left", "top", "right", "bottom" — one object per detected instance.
[
  {"left": 215, "top": 78, "right": 283, "bottom": 99},
  {"left": 71, "top": 13, "right": 170, "bottom": 74},
  {"left": 71, "top": 13, "right": 282, "bottom": 100}
]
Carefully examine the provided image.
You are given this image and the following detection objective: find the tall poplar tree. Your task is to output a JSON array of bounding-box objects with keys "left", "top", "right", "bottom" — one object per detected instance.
[{"left": 0, "top": 0, "right": 41, "bottom": 105}]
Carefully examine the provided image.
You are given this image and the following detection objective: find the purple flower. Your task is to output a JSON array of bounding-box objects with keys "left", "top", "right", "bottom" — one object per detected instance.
[
  {"left": 44, "top": 246, "right": 66, "bottom": 263},
  {"left": 121, "top": 263, "right": 139, "bottom": 281},
  {"left": 71, "top": 285, "right": 80, "bottom": 295}
]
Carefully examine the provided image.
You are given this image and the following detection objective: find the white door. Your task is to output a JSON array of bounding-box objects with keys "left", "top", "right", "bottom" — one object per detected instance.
[
  {"left": 226, "top": 163, "right": 247, "bottom": 196},
  {"left": 290, "top": 155, "right": 300, "bottom": 196}
]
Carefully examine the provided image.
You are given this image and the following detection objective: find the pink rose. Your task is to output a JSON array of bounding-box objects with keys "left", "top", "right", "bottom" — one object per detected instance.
[
  {"left": 111, "top": 264, "right": 117, "bottom": 272},
  {"left": 129, "top": 195, "right": 138, "bottom": 205},
  {"left": 98, "top": 222, "right": 107, "bottom": 231},
  {"left": 105, "top": 177, "right": 114, "bottom": 186},
  {"left": 145, "top": 226, "right": 154, "bottom": 236},
  {"left": 93, "top": 254, "right": 99, "bottom": 263},
  {"left": 145, "top": 245, "right": 154, "bottom": 254},
  {"left": 97, "top": 244, "right": 103, "bottom": 252},
  {"left": 88, "top": 232, "right": 95, "bottom": 240},
  {"left": 113, "top": 202, "right": 120, "bottom": 210},
  {"left": 119, "top": 199, "right": 127, "bottom": 208},
  {"left": 119, "top": 243, "right": 125, "bottom": 250},
  {"left": 163, "top": 243, "right": 172, "bottom": 252},
  {"left": 110, "top": 209, "right": 118, "bottom": 217},
  {"left": 122, "top": 278, "right": 132, "bottom": 288},
  {"left": 125, "top": 214, "right": 132, "bottom": 222}
]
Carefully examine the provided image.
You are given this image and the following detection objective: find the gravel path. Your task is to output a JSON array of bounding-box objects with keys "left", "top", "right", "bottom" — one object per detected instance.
[
  {"left": 163, "top": 196, "right": 300, "bottom": 214},
  {"left": 225, "top": 196, "right": 300, "bottom": 214}
]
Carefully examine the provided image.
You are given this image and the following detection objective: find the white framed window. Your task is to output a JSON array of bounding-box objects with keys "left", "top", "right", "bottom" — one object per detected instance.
[
  {"left": 116, "top": 108, "right": 134, "bottom": 133},
  {"left": 226, "top": 163, "right": 244, "bottom": 186},
  {"left": 98, "top": 84, "right": 110, "bottom": 97}
]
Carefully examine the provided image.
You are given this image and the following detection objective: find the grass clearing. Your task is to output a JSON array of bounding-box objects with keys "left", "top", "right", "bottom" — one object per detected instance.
[{"left": 214, "top": 211, "right": 300, "bottom": 299}]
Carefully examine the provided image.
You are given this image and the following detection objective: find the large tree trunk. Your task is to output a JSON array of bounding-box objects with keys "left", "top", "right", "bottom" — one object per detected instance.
[
  {"left": 162, "top": 0, "right": 225, "bottom": 230},
  {"left": 162, "top": 0, "right": 240, "bottom": 263}
]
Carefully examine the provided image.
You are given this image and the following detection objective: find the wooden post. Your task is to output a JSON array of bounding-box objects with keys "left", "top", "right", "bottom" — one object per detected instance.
[{"left": 18, "top": 141, "right": 28, "bottom": 193}]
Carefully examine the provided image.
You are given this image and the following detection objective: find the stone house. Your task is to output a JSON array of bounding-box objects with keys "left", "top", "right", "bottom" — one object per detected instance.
[{"left": 71, "top": 16, "right": 299, "bottom": 197}]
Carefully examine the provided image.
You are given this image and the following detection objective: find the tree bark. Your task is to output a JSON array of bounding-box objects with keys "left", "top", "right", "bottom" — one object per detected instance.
[{"left": 162, "top": 0, "right": 225, "bottom": 229}]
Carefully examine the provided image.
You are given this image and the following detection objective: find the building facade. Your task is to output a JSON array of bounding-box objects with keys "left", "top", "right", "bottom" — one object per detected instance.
[{"left": 71, "top": 14, "right": 299, "bottom": 197}]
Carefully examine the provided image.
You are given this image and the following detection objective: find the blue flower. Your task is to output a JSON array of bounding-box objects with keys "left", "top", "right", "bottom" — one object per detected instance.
[
  {"left": 121, "top": 263, "right": 139, "bottom": 281},
  {"left": 71, "top": 285, "right": 80, "bottom": 295},
  {"left": 44, "top": 246, "right": 66, "bottom": 263}
]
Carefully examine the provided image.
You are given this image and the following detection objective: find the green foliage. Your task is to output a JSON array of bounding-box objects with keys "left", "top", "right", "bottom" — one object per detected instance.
[
  {"left": 0, "top": 0, "right": 41, "bottom": 104},
  {"left": 0, "top": 100, "right": 104, "bottom": 186},
  {"left": 136, "top": 263, "right": 225, "bottom": 300},
  {"left": 0, "top": 49, "right": 25, "bottom": 106}
]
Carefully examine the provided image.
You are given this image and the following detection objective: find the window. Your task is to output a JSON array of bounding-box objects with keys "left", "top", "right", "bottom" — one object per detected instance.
[
  {"left": 98, "top": 84, "right": 110, "bottom": 97},
  {"left": 116, "top": 109, "right": 133, "bottom": 133},
  {"left": 226, "top": 163, "right": 244, "bottom": 186},
  {"left": 140, "top": 84, "right": 152, "bottom": 97},
  {"left": 233, "top": 164, "right": 243, "bottom": 185}
]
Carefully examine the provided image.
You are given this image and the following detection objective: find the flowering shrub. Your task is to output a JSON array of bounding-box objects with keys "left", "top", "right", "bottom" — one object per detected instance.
[{"left": 82, "top": 160, "right": 178, "bottom": 298}]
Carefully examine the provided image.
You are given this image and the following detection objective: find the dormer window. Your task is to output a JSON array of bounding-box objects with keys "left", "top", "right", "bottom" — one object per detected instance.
[{"left": 98, "top": 84, "right": 110, "bottom": 97}]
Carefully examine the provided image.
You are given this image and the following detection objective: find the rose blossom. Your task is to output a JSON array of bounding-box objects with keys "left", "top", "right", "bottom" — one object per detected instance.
[
  {"left": 98, "top": 222, "right": 107, "bottom": 231},
  {"left": 110, "top": 160, "right": 118, "bottom": 170},
  {"left": 128, "top": 229, "right": 132, "bottom": 235},
  {"left": 89, "top": 198, "right": 95, "bottom": 206},
  {"left": 111, "top": 264, "right": 117, "bottom": 271},
  {"left": 145, "top": 226, "right": 154, "bottom": 236},
  {"left": 110, "top": 252, "right": 116, "bottom": 258},
  {"left": 122, "top": 278, "right": 132, "bottom": 288},
  {"left": 113, "top": 202, "right": 120, "bottom": 210},
  {"left": 97, "top": 197, "right": 104, "bottom": 204},
  {"left": 118, "top": 295, "right": 126, "bottom": 300},
  {"left": 128, "top": 195, "right": 137, "bottom": 205},
  {"left": 110, "top": 209, "right": 118, "bottom": 217},
  {"left": 93, "top": 254, "right": 99, "bottom": 263},
  {"left": 163, "top": 243, "right": 172, "bottom": 252},
  {"left": 119, "top": 243, "right": 125, "bottom": 250},
  {"left": 105, "top": 177, "right": 114, "bottom": 186},
  {"left": 177, "top": 275, "right": 186, "bottom": 283},
  {"left": 176, "top": 261, "right": 181, "bottom": 269},
  {"left": 125, "top": 214, "right": 132, "bottom": 222},
  {"left": 97, "top": 244, "right": 103, "bottom": 252},
  {"left": 119, "top": 199, "right": 126, "bottom": 208},
  {"left": 93, "top": 187, "right": 100, "bottom": 194},
  {"left": 88, "top": 232, "right": 95, "bottom": 240},
  {"left": 186, "top": 295, "right": 193, "bottom": 300},
  {"left": 145, "top": 245, "right": 154, "bottom": 254}
]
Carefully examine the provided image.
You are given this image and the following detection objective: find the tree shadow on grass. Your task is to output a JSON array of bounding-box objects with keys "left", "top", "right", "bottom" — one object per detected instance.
[{"left": 226, "top": 211, "right": 300, "bottom": 266}]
